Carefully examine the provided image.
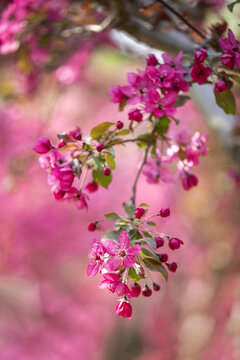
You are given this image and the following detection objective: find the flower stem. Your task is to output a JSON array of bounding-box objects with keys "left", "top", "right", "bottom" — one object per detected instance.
[{"left": 130, "top": 144, "right": 150, "bottom": 205}]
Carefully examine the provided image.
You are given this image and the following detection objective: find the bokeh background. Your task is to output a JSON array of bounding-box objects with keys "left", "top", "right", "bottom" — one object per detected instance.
[{"left": 0, "top": 40, "right": 240, "bottom": 360}]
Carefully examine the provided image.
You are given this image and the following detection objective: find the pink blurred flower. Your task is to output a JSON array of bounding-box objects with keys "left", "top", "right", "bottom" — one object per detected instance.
[
  {"left": 87, "top": 239, "right": 105, "bottom": 277},
  {"left": 219, "top": 29, "right": 240, "bottom": 69},
  {"left": 114, "top": 300, "right": 132, "bottom": 319}
]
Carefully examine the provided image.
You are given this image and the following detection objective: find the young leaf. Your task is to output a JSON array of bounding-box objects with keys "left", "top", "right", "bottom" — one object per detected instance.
[
  {"left": 116, "top": 129, "right": 131, "bottom": 136},
  {"left": 155, "top": 116, "right": 170, "bottom": 135},
  {"left": 90, "top": 122, "right": 114, "bottom": 139},
  {"left": 103, "top": 230, "right": 120, "bottom": 241},
  {"left": 134, "top": 237, "right": 157, "bottom": 249},
  {"left": 93, "top": 170, "right": 112, "bottom": 188},
  {"left": 105, "top": 212, "right": 121, "bottom": 221},
  {"left": 146, "top": 221, "right": 157, "bottom": 228},
  {"left": 87, "top": 156, "right": 104, "bottom": 171},
  {"left": 129, "top": 267, "right": 141, "bottom": 281},
  {"left": 138, "top": 203, "right": 150, "bottom": 207},
  {"left": 122, "top": 202, "right": 135, "bottom": 218},
  {"left": 141, "top": 247, "right": 160, "bottom": 261},
  {"left": 214, "top": 89, "right": 236, "bottom": 115},
  {"left": 105, "top": 153, "right": 116, "bottom": 169},
  {"left": 142, "top": 258, "right": 168, "bottom": 281},
  {"left": 174, "top": 95, "right": 191, "bottom": 108}
]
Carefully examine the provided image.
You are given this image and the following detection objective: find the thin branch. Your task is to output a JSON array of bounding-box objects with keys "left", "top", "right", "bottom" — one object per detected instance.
[
  {"left": 156, "top": 0, "right": 206, "bottom": 40},
  {"left": 130, "top": 144, "right": 150, "bottom": 205}
]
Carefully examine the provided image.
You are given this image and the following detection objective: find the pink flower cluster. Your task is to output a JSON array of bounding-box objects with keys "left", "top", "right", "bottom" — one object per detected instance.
[
  {"left": 109, "top": 52, "right": 189, "bottom": 123},
  {"left": 33, "top": 127, "right": 101, "bottom": 210},
  {"left": 143, "top": 128, "right": 209, "bottom": 191},
  {"left": 190, "top": 48, "right": 211, "bottom": 85},
  {"left": 87, "top": 207, "right": 184, "bottom": 319},
  {"left": 219, "top": 29, "right": 240, "bottom": 70}
]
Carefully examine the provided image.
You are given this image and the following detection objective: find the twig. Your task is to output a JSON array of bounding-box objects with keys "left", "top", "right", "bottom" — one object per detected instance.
[
  {"left": 130, "top": 144, "right": 150, "bottom": 205},
  {"left": 156, "top": 0, "right": 206, "bottom": 40}
]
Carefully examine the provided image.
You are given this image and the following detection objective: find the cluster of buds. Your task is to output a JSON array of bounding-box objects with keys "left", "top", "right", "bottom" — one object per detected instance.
[{"left": 87, "top": 203, "right": 183, "bottom": 319}]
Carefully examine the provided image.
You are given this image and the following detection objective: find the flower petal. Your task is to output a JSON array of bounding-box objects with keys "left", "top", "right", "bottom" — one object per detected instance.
[
  {"left": 105, "top": 256, "right": 122, "bottom": 271},
  {"left": 87, "top": 261, "right": 101, "bottom": 277},
  {"left": 102, "top": 240, "right": 119, "bottom": 255},
  {"left": 119, "top": 231, "right": 130, "bottom": 250},
  {"left": 127, "top": 244, "right": 141, "bottom": 256},
  {"left": 123, "top": 255, "right": 136, "bottom": 268}
]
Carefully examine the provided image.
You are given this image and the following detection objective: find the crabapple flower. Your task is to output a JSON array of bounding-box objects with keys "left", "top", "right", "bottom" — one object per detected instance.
[
  {"left": 215, "top": 80, "right": 227, "bottom": 93},
  {"left": 135, "top": 207, "right": 145, "bottom": 219},
  {"left": 219, "top": 29, "right": 240, "bottom": 69},
  {"left": 114, "top": 300, "right": 132, "bottom": 319},
  {"left": 190, "top": 63, "right": 211, "bottom": 84},
  {"left": 155, "top": 237, "right": 164, "bottom": 248},
  {"left": 85, "top": 181, "right": 98, "bottom": 193},
  {"left": 167, "top": 262, "right": 178, "bottom": 272},
  {"left": 162, "top": 51, "right": 187, "bottom": 75},
  {"left": 98, "top": 273, "right": 130, "bottom": 297},
  {"left": 128, "top": 108, "right": 143, "bottom": 122},
  {"left": 87, "top": 239, "right": 105, "bottom": 277},
  {"left": 130, "top": 283, "right": 141, "bottom": 298},
  {"left": 103, "top": 231, "right": 141, "bottom": 271},
  {"left": 33, "top": 137, "right": 51, "bottom": 154},
  {"left": 169, "top": 237, "right": 184, "bottom": 250},
  {"left": 160, "top": 207, "right": 170, "bottom": 217},
  {"left": 145, "top": 89, "right": 177, "bottom": 117},
  {"left": 194, "top": 48, "right": 208, "bottom": 63}
]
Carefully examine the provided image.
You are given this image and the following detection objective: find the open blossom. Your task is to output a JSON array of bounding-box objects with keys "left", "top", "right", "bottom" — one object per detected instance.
[
  {"left": 115, "top": 300, "right": 132, "bottom": 319},
  {"left": 98, "top": 273, "right": 130, "bottom": 297},
  {"left": 128, "top": 108, "right": 143, "bottom": 122},
  {"left": 162, "top": 51, "right": 187, "bottom": 75},
  {"left": 219, "top": 29, "right": 240, "bottom": 69},
  {"left": 190, "top": 63, "right": 211, "bottom": 84},
  {"left": 145, "top": 89, "right": 177, "bottom": 117},
  {"left": 87, "top": 239, "right": 105, "bottom": 277},
  {"left": 194, "top": 48, "right": 208, "bottom": 63},
  {"left": 103, "top": 231, "right": 141, "bottom": 271},
  {"left": 185, "top": 132, "right": 209, "bottom": 166}
]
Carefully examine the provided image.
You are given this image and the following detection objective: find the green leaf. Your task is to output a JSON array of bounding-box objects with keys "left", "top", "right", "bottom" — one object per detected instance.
[
  {"left": 228, "top": 74, "right": 240, "bottom": 84},
  {"left": 105, "top": 212, "right": 120, "bottom": 221},
  {"left": 228, "top": 0, "right": 240, "bottom": 12},
  {"left": 155, "top": 116, "right": 170, "bottom": 136},
  {"left": 122, "top": 202, "right": 135, "bottom": 218},
  {"left": 90, "top": 122, "right": 114, "bottom": 139},
  {"left": 142, "top": 258, "right": 168, "bottom": 281},
  {"left": 93, "top": 170, "right": 112, "bottom": 188},
  {"left": 103, "top": 230, "right": 120, "bottom": 241},
  {"left": 129, "top": 267, "right": 141, "bottom": 282},
  {"left": 105, "top": 153, "right": 116, "bottom": 169},
  {"left": 146, "top": 221, "right": 157, "bottom": 228},
  {"left": 150, "top": 143, "right": 157, "bottom": 158},
  {"left": 87, "top": 156, "right": 104, "bottom": 171},
  {"left": 214, "top": 89, "right": 236, "bottom": 115},
  {"left": 134, "top": 237, "right": 157, "bottom": 249},
  {"left": 138, "top": 203, "right": 149, "bottom": 207},
  {"left": 103, "top": 146, "right": 115, "bottom": 158},
  {"left": 141, "top": 247, "right": 160, "bottom": 261},
  {"left": 116, "top": 129, "right": 130, "bottom": 136},
  {"left": 174, "top": 95, "right": 191, "bottom": 108}
]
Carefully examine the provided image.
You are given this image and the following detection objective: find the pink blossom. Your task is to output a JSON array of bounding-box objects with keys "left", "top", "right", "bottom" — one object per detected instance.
[
  {"left": 98, "top": 273, "right": 130, "bottom": 297},
  {"left": 108, "top": 86, "right": 126, "bottom": 103},
  {"left": 162, "top": 51, "right": 187, "bottom": 75},
  {"left": 146, "top": 53, "right": 158, "bottom": 66},
  {"left": 114, "top": 300, "right": 132, "bottom": 319},
  {"left": 68, "top": 126, "right": 82, "bottom": 140},
  {"left": 103, "top": 231, "right": 141, "bottom": 271},
  {"left": 33, "top": 137, "right": 51, "bottom": 154},
  {"left": 215, "top": 80, "right": 227, "bottom": 93},
  {"left": 145, "top": 89, "right": 177, "bottom": 117},
  {"left": 64, "top": 188, "right": 89, "bottom": 210},
  {"left": 182, "top": 173, "right": 199, "bottom": 190},
  {"left": 194, "top": 48, "right": 208, "bottom": 63},
  {"left": 48, "top": 165, "right": 74, "bottom": 191},
  {"left": 143, "top": 158, "right": 175, "bottom": 185},
  {"left": 130, "top": 282, "right": 141, "bottom": 298},
  {"left": 87, "top": 239, "right": 105, "bottom": 277},
  {"left": 185, "top": 131, "right": 209, "bottom": 166},
  {"left": 219, "top": 29, "right": 240, "bottom": 69},
  {"left": 128, "top": 108, "right": 143, "bottom": 122},
  {"left": 190, "top": 63, "right": 211, "bottom": 84}
]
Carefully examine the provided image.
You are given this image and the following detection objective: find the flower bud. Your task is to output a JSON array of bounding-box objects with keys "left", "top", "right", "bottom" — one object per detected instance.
[
  {"left": 104, "top": 168, "right": 111, "bottom": 176},
  {"left": 155, "top": 237, "right": 164, "bottom": 248},
  {"left": 153, "top": 282, "right": 160, "bottom": 291},
  {"left": 128, "top": 109, "right": 143, "bottom": 123},
  {"left": 130, "top": 282, "right": 141, "bottom": 298},
  {"left": 85, "top": 181, "right": 98, "bottom": 193},
  {"left": 116, "top": 120, "right": 124, "bottom": 129},
  {"left": 142, "top": 285, "right": 152, "bottom": 297},
  {"left": 96, "top": 143, "right": 105, "bottom": 152},
  {"left": 33, "top": 137, "right": 51, "bottom": 154},
  {"left": 57, "top": 141, "right": 66, "bottom": 148},
  {"left": 88, "top": 222, "right": 96, "bottom": 232},
  {"left": 160, "top": 207, "right": 170, "bottom": 217},
  {"left": 167, "top": 262, "right": 177, "bottom": 272},
  {"left": 135, "top": 207, "right": 145, "bottom": 219},
  {"left": 114, "top": 300, "right": 132, "bottom": 319},
  {"left": 159, "top": 253, "right": 168, "bottom": 262},
  {"left": 168, "top": 238, "right": 184, "bottom": 250}
]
